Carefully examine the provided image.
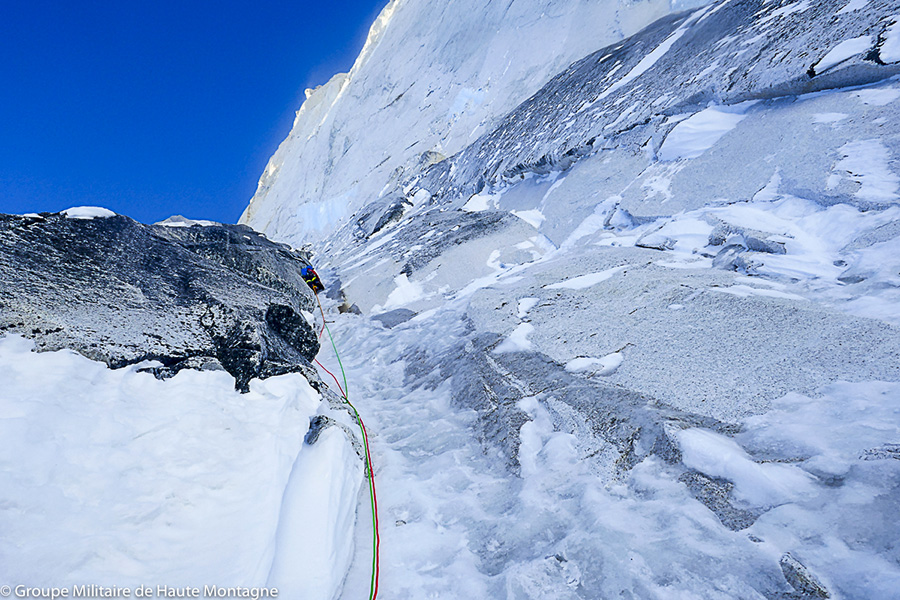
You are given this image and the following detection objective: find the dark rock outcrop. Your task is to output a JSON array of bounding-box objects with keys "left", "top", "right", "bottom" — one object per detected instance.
[
  {"left": 779, "top": 553, "right": 831, "bottom": 599},
  {"left": 0, "top": 212, "right": 320, "bottom": 391},
  {"left": 438, "top": 331, "right": 733, "bottom": 477}
]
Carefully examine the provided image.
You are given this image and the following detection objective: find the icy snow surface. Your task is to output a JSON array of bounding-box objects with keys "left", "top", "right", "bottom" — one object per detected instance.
[
  {"left": 267, "top": 1, "right": 900, "bottom": 594},
  {"left": 812, "top": 35, "right": 873, "bottom": 73},
  {"left": 543, "top": 265, "right": 625, "bottom": 290},
  {"left": 836, "top": 0, "right": 870, "bottom": 14},
  {"left": 314, "top": 293, "right": 900, "bottom": 599},
  {"left": 494, "top": 322, "right": 535, "bottom": 353},
  {"left": 880, "top": 15, "right": 900, "bottom": 63},
  {"left": 657, "top": 103, "right": 754, "bottom": 161},
  {"left": 564, "top": 352, "right": 625, "bottom": 375},
  {"left": 834, "top": 139, "right": 900, "bottom": 202},
  {"left": 240, "top": 0, "right": 685, "bottom": 243},
  {"left": 267, "top": 427, "right": 363, "bottom": 599},
  {"left": 294, "top": 5, "right": 900, "bottom": 591}
]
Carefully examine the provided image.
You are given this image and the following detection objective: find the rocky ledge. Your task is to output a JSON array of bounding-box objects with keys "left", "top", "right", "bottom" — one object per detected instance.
[{"left": 0, "top": 211, "right": 320, "bottom": 391}]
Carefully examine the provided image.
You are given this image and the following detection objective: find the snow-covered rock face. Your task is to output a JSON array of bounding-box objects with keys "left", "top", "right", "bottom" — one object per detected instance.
[
  {"left": 414, "top": 0, "right": 900, "bottom": 211},
  {"left": 240, "top": 0, "right": 900, "bottom": 597},
  {"left": 240, "top": 0, "right": 686, "bottom": 243},
  {"left": 0, "top": 212, "right": 321, "bottom": 391},
  {"left": 315, "top": 0, "right": 900, "bottom": 425},
  {"left": 7, "top": 0, "right": 900, "bottom": 597}
]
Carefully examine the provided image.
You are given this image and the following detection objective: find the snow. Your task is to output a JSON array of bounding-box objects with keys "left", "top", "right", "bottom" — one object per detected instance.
[
  {"left": 834, "top": 139, "right": 900, "bottom": 203},
  {"left": 266, "top": 427, "right": 363, "bottom": 600},
  {"left": 382, "top": 274, "right": 426, "bottom": 310},
  {"left": 494, "top": 322, "right": 534, "bottom": 353},
  {"left": 812, "top": 35, "right": 873, "bottom": 73},
  {"left": 882, "top": 16, "right": 900, "bottom": 63},
  {"left": 155, "top": 215, "right": 218, "bottom": 227},
  {"left": 293, "top": 192, "right": 353, "bottom": 236},
  {"left": 678, "top": 428, "right": 816, "bottom": 506},
  {"left": 462, "top": 192, "right": 495, "bottom": 212},
  {"left": 753, "top": 170, "right": 783, "bottom": 202},
  {"left": 836, "top": 0, "right": 869, "bottom": 15},
  {"left": 757, "top": 0, "right": 811, "bottom": 27},
  {"left": 516, "top": 297, "right": 538, "bottom": 318},
  {"left": 544, "top": 265, "right": 625, "bottom": 289},
  {"left": 710, "top": 283, "right": 808, "bottom": 301},
  {"left": 241, "top": 0, "right": 682, "bottom": 244},
  {"left": 581, "top": 5, "right": 710, "bottom": 110},
  {"left": 632, "top": 192, "right": 900, "bottom": 289},
  {"left": 14, "top": 0, "right": 900, "bottom": 597},
  {"left": 812, "top": 112, "right": 849, "bottom": 123},
  {"left": 739, "top": 382, "right": 900, "bottom": 598},
  {"left": 854, "top": 237, "right": 900, "bottom": 285},
  {"left": 0, "top": 335, "right": 333, "bottom": 589},
  {"left": 564, "top": 351, "right": 624, "bottom": 375},
  {"left": 853, "top": 87, "right": 900, "bottom": 105},
  {"left": 306, "top": 300, "right": 900, "bottom": 599},
  {"left": 658, "top": 102, "right": 754, "bottom": 161},
  {"left": 233, "top": 3, "right": 900, "bottom": 597},
  {"left": 61, "top": 206, "right": 116, "bottom": 219},
  {"left": 637, "top": 214, "right": 713, "bottom": 255},
  {"left": 511, "top": 209, "right": 545, "bottom": 229}
]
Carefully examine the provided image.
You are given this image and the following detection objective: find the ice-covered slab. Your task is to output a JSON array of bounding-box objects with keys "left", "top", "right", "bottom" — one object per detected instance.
[
  {"left": 811, "top": 35, "right": 873, "bottom": 74},
  {"left": 658, "top": 103, "right": 754, "bottom": 161}
]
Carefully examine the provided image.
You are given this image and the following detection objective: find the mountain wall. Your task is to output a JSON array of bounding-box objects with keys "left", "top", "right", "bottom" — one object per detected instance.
[
  {"left": 240, "top": 0, "right": 694, "bottom": 244},
  {"left": 242, "top": 0, "right": 900, "bottom": 597}
]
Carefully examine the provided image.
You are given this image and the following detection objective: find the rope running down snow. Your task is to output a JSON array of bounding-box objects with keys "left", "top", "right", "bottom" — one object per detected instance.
[{"left": 313, "top": 292, "right": 381, "bottom": 600}]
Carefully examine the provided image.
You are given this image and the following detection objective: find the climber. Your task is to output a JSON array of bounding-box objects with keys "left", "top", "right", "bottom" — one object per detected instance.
[{"left": 301, "top": 264, "right": 325, "bottom": 293}]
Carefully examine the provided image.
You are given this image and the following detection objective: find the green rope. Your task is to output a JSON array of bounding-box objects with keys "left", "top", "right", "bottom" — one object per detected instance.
[
  {"left": 322, "top": 321, "right": 349, "bottom": 400},
  {"left": 321, "top": 318, "right": 379, "bottom": 600}
]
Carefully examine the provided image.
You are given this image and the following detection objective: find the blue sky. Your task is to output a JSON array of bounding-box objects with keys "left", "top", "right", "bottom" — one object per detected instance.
[{"left": 0, "top": 0, "right": 388, "bottom": 224}]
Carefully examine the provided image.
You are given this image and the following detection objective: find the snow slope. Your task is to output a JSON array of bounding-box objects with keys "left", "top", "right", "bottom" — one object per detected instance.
[{"left": 312, "top": 286, "right": 900, "bottom": 600}]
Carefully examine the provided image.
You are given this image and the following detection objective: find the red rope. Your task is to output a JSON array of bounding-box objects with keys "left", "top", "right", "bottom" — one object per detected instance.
[
  {"left": 314, "top": 358, "right": 346, "bottom": 398},
  {"left": 311, "top": 289, "right": 380, "bottom": 598},
  {"left": 357, "top": 414, "right": 381, "bottom": 598}
]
